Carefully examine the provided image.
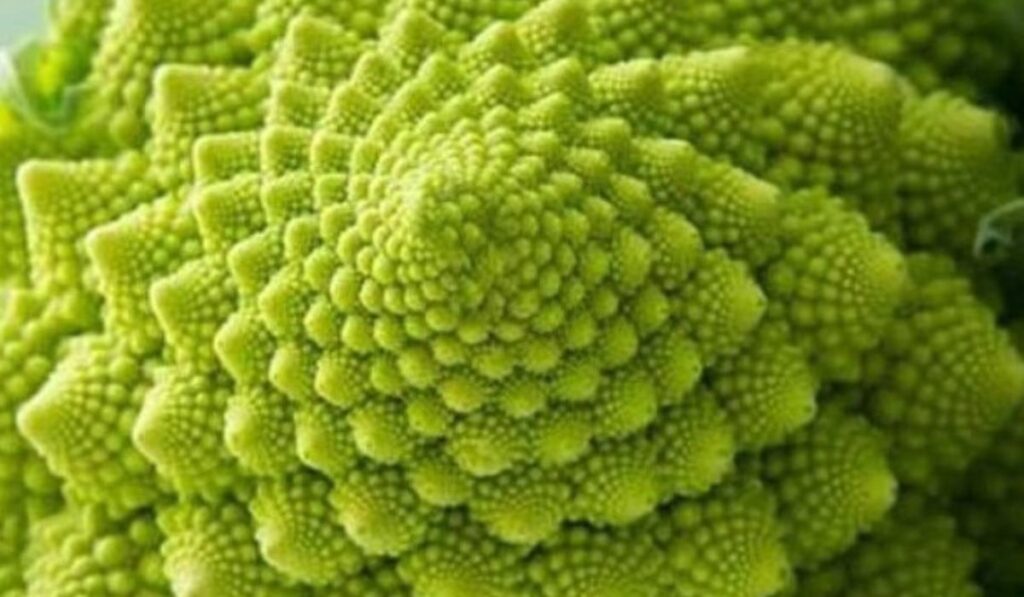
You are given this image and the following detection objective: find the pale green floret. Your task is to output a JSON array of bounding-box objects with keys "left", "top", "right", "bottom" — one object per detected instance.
[
  {"left": 651, "top": 391, "right": 735, "bottom": 496},
  {"left": 797, "top": 502, "right": 982, "bottom": 597},
  {"left": 585, "top": 0, "right": 1016, "bottom": 98},
  {"left": 0, "top": 291, "right": 80, "bottom": 596},
  {"left": 17, "top": 336, "right": 158, "bottom": 509},
  {"left": 742, "top": 407, "right": 896, "bottom": 568},
  {"left": 470, "top": 466, "right": 570, "bottom": 544},
  {"left": 1, "top": 0, "right": 1023, "bottom": 596},
  {"left": 250, "top": 472, "right": 364, "bottom": 585},
  {"left": 225, "top": 381, "right": 301, "bottom": 475},
  {"left": 22, "top": 504, "right": 168, "bottom": 597},
  {"left": 159, "top": 498, "right": 303, "bottom": 597},
  {"left": 763, "top": 192, "right": 910, "bottom": 381},
  {"left": 132, "top": 367, "right": 239, "bottom": 496},
  {"left": 528, "top": 523, "right": 665, "bottom": 597},
  {"left": 399, "top": 511, "right": 531, "bottom": 597},
  {"left": 707, "top": 325, "right": 817, "bottom": 450},
  {"left": 329, "top": 465, "right": 435, "bottom": 556},
  {"left": 898, "top": 94, "right": 1017, "bottom": 257},
  {"left": 662, "top": 481, "right": 791, "bottom": 597},
  {"left": 864, "top": 255, "right": 1024, "bottom": 487},
  {"left": 956, "top": 392, "right": 1024, "bottom": 595}
]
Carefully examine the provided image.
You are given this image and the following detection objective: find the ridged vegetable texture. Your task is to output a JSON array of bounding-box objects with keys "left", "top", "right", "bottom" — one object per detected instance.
[{"left": 1, "top": 1, "right": 1023, "bottom": 596}]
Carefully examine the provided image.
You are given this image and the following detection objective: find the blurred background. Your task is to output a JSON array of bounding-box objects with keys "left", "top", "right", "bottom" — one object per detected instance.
[{"left": 0, "top": 2, "right": 45, "bottom": 46}]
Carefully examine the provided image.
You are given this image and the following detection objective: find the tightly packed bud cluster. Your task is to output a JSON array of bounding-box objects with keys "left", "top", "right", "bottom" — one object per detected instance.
[{"left": 0, "top": 1, "right": 1022, "bottom": 596}]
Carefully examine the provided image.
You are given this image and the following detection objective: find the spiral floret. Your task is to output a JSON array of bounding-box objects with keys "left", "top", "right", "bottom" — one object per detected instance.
[{"left": 0, "top": 1, "right": 1022, "bottom": 596}]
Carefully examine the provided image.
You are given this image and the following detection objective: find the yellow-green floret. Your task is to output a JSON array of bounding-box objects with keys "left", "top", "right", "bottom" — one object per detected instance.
[{"left": 1, "top": 1, "right": 1023, "bottom": 596}]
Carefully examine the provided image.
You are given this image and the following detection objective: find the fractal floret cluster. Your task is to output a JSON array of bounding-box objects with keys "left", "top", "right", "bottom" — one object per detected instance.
[{"left": 1, "top": 0, "right": 1023, "bottom": 596}]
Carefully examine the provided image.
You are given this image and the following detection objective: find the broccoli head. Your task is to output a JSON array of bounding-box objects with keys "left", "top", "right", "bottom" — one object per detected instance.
[{"left": 1, "top": 1, "right": 1023, "bottom": 596}]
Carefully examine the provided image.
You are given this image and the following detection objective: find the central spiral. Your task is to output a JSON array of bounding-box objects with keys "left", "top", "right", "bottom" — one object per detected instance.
[{"left": 329, "top": 106, "right": 642, "bottom": 389}]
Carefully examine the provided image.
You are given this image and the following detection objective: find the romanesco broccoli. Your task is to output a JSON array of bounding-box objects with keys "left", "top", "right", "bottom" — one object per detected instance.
[{"left": 1, "top": 1, "right": 1023, "bottom": 596}]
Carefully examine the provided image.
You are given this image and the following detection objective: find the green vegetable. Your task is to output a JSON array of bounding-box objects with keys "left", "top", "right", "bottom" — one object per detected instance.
[{"left": 1, "top": 1, "right": 1023, "bottom": 596}]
